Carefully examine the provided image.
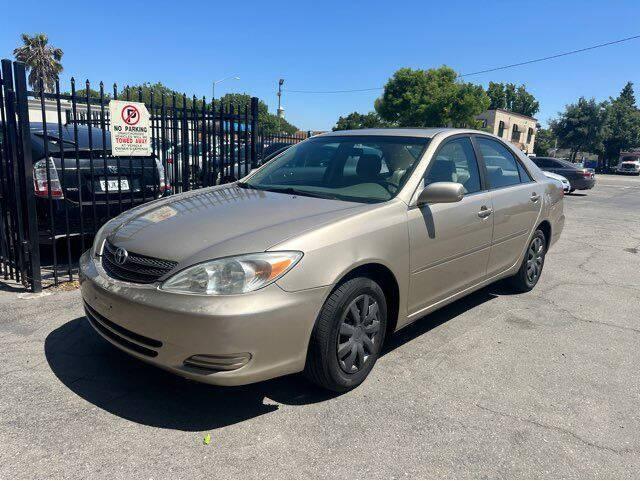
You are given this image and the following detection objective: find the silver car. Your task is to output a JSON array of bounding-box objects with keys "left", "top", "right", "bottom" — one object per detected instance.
[
  {"left": 543, "top": 171, "right": 571, "bottom": 194},
  {"left": 80, "top": 129, "right": 565, "bottom": 392}
]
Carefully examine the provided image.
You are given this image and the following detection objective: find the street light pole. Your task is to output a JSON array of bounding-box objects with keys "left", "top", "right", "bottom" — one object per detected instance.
[
  {"left": 212, "top": 75, "right": 240, "bottom": 100},
  {"left": 277, "top": 78, "right": 285, "bottom": 118}
]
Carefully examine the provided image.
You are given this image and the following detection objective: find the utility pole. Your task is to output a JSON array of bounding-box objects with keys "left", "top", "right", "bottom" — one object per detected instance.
[{"left": 277, "top": 79, "right": 285, "bottom": 119}]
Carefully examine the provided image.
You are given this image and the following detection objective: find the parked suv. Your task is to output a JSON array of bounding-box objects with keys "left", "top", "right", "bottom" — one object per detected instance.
[
  {"left": 28, "top": 123, "right": 168, "bottom": 243},
  {"left": 616, "top": 153, "right": 640, "bottom": 175}
]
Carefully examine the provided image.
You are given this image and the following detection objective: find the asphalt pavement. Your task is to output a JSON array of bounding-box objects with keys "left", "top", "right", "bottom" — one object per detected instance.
[{"left": 1, "top": 174, "right": 639, "bottom": 478}]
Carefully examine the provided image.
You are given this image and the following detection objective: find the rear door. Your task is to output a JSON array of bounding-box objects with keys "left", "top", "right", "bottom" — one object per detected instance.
[
  {"left": 545, "top": 159, "right": 580, "bottom": 181},
  {"left": 407, "top": 136, "right": 493, "bottom": 315},
  {"left": 475, "top": 136, "right": 542, "bottom": 277}
]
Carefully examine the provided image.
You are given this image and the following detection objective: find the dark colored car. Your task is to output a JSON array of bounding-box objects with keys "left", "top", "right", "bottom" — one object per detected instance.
[
  {"left": 261, "top": 142, "right": 293, "bottom": 160},
  {"left": 28, "top": 123, "right": 168, "bottom": 243},
  {"left": 529, "top": 157, "right": 596, "bottom": 191},
  {"left": 259, "top": 143, "right": 292, "bottom": 164}
]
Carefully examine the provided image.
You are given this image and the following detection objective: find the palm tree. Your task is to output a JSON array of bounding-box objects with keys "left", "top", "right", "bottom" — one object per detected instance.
[{"left": 13, "top": 33, "right": 63, "bottom": 94}]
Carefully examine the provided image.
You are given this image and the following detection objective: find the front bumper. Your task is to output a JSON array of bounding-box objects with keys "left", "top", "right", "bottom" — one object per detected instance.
[
  {"left": 79, "top": 250, "right": 329, "bottom": 386},
  {"left": 617, "top": 168, "right": 640, "bottom": 175}
]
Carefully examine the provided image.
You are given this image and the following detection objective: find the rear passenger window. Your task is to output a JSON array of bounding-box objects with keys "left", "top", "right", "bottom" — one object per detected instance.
[
  {"left": 517, "top": 162, "right": 532, "bottom": 182},
  {"left": 426, "top": 137, "right": 481, "bottom": 194},
  {"left": 477, "top": 138, "right": 522, "bottom": 188}
]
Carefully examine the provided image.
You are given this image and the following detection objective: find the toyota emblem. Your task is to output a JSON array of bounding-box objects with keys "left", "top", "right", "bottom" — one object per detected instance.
[{"left": 114, "top": 247, "right": 128, "bottom": 265}]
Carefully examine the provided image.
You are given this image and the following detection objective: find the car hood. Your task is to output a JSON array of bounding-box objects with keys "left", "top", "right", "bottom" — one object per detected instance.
[{"left": 107, "top": 184, "right": 370, "bottom": 264}]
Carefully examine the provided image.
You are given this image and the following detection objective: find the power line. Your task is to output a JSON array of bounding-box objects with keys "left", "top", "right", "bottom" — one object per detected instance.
[
  {"left": 284, "top": 34, "right": 640, "bottom": 94},
  {"left": 285, "top": 86, "right": 383, "bottom": 94},
  {"left": 459, "top": 33, "right": 640, "bottom": 77}
]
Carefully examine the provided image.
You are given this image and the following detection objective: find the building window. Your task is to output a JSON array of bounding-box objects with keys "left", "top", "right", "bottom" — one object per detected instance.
[
  {"left": 497, "top": 121, "right": 505, "bottom": 137},
  {"left": 527, "top": 127, "right": 534, "bottom": 143},
  {"left": 511, "top": 124, "right": 520, "bottom": 142}
]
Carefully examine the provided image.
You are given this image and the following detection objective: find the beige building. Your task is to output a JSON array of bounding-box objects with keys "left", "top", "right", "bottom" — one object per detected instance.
[{"left": 476, "top": 109, "right": 537, "bottom": 154}]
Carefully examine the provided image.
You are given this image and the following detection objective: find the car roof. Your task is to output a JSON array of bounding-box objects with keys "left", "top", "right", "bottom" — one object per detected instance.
[
  {"left": 316, "top": 127, "right": 460, "bottom": 139},
  {"left": 534, "top": 157, "right": 581, "bottom": 167}
]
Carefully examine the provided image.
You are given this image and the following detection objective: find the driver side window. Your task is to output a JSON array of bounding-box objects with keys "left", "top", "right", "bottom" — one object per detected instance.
[{"left": 425, "top": 137, "right": 481, "bottom": 194}]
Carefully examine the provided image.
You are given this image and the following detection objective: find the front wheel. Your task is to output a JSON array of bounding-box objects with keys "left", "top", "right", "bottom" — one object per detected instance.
[
  {"left": 305, "top": 277, "right": 387, "bottom": 392},
  {"left": 506, "top": 229, "right": 547, "bottom": 293}
]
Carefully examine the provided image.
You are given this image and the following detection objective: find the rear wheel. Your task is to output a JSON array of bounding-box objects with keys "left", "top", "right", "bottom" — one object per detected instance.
[
  {"left": 305, "top": 277, "right": 387, "bottom": 392},
  {"left": 506, "top": 229, "right": 547, "bottom": 293}
]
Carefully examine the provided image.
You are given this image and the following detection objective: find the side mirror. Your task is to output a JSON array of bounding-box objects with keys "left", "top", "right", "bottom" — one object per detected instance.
[{"left": 417, "top": 182, "right": 465, "bottom": 205}]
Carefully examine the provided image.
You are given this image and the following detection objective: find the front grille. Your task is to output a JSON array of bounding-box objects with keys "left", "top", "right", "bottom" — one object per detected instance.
[
  {"left": 84, "top": 302, "right": 162, "bottom": 357},
  {"left": 101, "top": 239, "right": 177, "bottom": 284}
]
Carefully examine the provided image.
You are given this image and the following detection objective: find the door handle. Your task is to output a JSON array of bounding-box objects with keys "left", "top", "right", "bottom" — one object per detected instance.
[
  {"left": 530, "top": 192, "right": 540, "bottom": 202},
  {"left": 478, "top": 206, "right": 493, "bottom": 218}
]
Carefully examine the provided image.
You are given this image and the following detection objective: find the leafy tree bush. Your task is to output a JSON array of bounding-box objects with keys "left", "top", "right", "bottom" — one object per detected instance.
[
  {"left": 14, "top": 33, "right": 63, "bottom": 93},
  {"left": 533, "top": 126, "right": 556, "bottom": 156},
  {"left": 374, "top": 66, "right": 489, "bottom": 128},
  {"left": 486, "top": 82, "right": 539, "bottom": 117},
  {"left": 333, "top": 111, "right": 387, "bottom": 131},
  {"left": 603, "top": 82, "right": 640, "bottom": 166},
  {"left": 551, "top": 97, "right": 607, "bottom": 162}
]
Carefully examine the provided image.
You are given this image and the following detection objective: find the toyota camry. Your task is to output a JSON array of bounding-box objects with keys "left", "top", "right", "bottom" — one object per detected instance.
[{"left": 80, "top": 128, "right": 564, "bottom": 392}]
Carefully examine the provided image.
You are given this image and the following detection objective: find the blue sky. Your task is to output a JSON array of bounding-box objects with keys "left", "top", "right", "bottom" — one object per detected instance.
[{"left": 1, "top": 0, "right": 639, "bottom": 130}]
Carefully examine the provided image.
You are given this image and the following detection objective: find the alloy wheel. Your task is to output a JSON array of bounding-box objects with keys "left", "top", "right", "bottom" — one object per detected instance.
[
  {"left": 526, "top": 237, "right": 545, "bottom": 284},
  {"left": 336, "top": 294, "right": 381, "bottom": 374}
]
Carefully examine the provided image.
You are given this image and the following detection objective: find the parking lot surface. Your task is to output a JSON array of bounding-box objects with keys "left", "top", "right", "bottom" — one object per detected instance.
[{"left": 1, "top": 174, "right": 639, "bottom": 479}]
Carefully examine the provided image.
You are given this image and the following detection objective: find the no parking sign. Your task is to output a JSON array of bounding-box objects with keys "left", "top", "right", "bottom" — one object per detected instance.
[{"left": 108, "top": 100, "right": 151, "bottom": 156}]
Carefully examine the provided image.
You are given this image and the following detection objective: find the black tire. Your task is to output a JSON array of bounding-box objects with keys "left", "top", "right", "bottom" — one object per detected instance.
[
  {"left": 305, "top": 277, "right": 387, "bottom": 392},
  {"left": 506, "top": 229, "right": 547, "bottom": 293}
]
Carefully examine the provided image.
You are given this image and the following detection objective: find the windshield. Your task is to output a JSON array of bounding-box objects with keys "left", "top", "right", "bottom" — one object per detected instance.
[{"left": 240, "top": 135, "right": 429, "bottom": 203}]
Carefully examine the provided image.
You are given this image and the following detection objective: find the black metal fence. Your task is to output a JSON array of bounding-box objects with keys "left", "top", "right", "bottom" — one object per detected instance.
[
  {"left": 257, "top": 130, "right": 310, "bottom": 159},
  {"left": 0, "top": 59, "right": 310, "bottom": 292}
]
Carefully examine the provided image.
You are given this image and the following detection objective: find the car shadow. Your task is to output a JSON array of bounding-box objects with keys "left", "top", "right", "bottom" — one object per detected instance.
[{"left": 44, "top": 283, "right": 504, "bottom": 431}]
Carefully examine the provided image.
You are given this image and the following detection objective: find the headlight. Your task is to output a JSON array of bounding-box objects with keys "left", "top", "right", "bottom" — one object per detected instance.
[{"left": 160, "top": 251, "right": 303, "bottom": 295}]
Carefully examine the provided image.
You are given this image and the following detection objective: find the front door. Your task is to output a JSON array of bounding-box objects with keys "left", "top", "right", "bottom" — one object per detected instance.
[{"left": 407, "top": 136, "right": 493, "bottom": 317}]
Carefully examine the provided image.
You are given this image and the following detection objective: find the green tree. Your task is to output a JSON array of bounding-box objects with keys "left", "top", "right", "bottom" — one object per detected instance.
[
  {"left": 511, "top": 85, "right": 540, "bottom": 118},
  {"left": 551, "top": 97, "right": 607, "bottom": 161},
  {"left": 333, "top": 111, "right": 387, "bottom": 131},
  {"left": 533, "top": 126, "right": 556, "bottom": 156},
  {"left": 219, "top": 93, "right": 298, "bottom": 134},
  {"left": 505, "top": 83, "right": 517, "bottom": 111},
  {"left": 374, "top": 66, "right": 489, "bottom": 128},
  {"left": 487, "top": 81, "right": 506, "bottom": 109},
  {"left": 602, "top": 82, "right": 640, "bottom": 166},
  {"left": 485, "top": 82, "right": 539, "bottom": 117},
  {"left": 62, "top": 86, "right": 111, "bottom": 101},
  {"left": 122, "top": 82, "right": 202, "bottom": 108},
  {"left": 13, "top": 33, "right": 63, "bottom": 93}
]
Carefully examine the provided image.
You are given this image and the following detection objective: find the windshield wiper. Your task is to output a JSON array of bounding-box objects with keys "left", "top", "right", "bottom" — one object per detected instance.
[
  {"left": 260, "top": 186, "right": 338, "bottom": 200},
  {"left": 236, "top": 181, "right": 254, "bottom": 189}
]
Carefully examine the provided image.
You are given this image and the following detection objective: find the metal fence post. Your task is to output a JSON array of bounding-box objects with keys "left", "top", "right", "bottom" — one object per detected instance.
[
  {"left": 250, "top": 97, "right": 259, "bottom": 167},
  {"left": 181, "top": 96, "right": 190, "bottom": 192},
  {"left": 12, "top": 62, "right": 41, "bottom": 292},
  {"left": 1, "top": 59, "right": 25, "bottom": 285}
]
